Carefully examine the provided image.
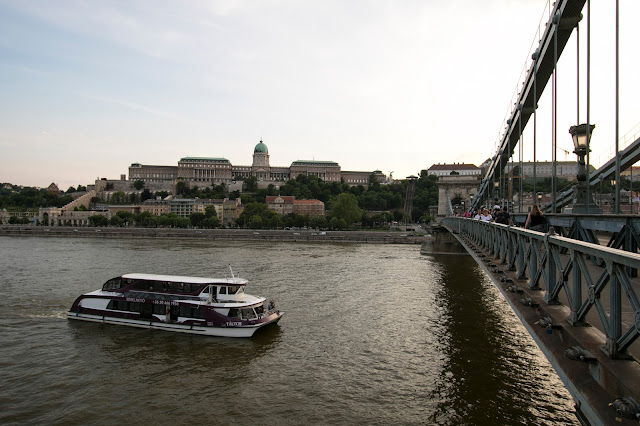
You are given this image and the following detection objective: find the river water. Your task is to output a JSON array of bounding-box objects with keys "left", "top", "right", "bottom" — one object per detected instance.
[{"left": 0, "top": 236, "right": 578, "bottom": 425}]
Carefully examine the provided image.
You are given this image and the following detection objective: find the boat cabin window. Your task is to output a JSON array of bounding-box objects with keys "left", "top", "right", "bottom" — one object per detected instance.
[
  {"left": 102, "top": 278, "right": 122, "bottom": 291},
  {"left": 107, "top": 300, "right": 206, "bottom": 320},
  {"left": 131, "top": 280, "right": 201, "bottom": 294},
  {"left": 218, "top": 286, "right": 243, "bottom": 295},
  {"left": 240, "top": 308, "right": 257, "bottom": 319}
]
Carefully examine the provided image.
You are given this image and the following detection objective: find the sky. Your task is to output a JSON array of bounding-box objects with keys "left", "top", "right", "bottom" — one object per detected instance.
[{"left": 0, "top": 0, "right": 638, "bottom": 190}]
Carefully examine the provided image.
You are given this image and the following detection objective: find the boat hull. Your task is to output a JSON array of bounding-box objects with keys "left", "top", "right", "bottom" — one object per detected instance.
[{"left": 67, "top": 311, "right": 283, "bottom": 338}]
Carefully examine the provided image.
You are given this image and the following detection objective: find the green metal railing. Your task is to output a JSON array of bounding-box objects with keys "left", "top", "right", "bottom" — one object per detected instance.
[{"left": 443, "top": 217, "right": 640, "bottom": 359}]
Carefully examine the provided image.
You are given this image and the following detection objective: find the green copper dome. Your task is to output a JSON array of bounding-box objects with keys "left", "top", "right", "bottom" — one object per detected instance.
[{"left": 254, "top": 140, "right": 268, "bottom": 154}]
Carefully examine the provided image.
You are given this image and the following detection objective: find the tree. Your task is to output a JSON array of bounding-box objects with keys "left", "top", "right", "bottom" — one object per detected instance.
[
  {"left": 110, "top": 215, "right": 124, "bottom": 227},
  {"left": 88, "top": 215, "right": 109, "bottom": 227},
  {"left": 141, "top": 189, "right": 153, "bottom": 202},
  {"left": 66, "top": 186, "right": 76, "bottom": 193},
  {"left": 190, "top": 212, "right": 205, "bottom": 228},
  {"left": 134, "top": 211, "right": 156, "bottom": 227},
  {"left": 115, "top": 211, "right": 134, "bottom": 226},
  {"left": 310, "top": 215, "right": 328, "bottom": 230},
  {"left": 203, "top": 216, "right": 220, "bottom": 228},
  {"left": 110, "top": 191, "right": 126, "bottom": 204},
  {"left": 132, "top": 180, "right": 145, "bottom": 190},
  {"left": 331, "top": 193, "right": 362, "bottom": 226},
  {"left": 242, "top": 176, "right": 258, "bottom": 192},
  {"left": 175, "top": 180, "right": 189, "bottom": 196},
  {"left": 204, "top": 205, "right": 217, "bottom": 219}
]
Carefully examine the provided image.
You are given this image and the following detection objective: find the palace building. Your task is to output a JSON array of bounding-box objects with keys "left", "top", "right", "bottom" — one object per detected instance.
[{"left": 128, "top": 140, "right": 385, "bottom": 188}]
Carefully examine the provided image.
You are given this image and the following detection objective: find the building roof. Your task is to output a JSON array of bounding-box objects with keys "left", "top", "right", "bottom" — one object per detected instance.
[
  {"left": 427, "top": 163, "right": 479, "bottom": 171},
  {"left": 254, "top": 140, "right": 268, "bottom": 154},
  {"left": 291, "top": 160, "right": 339, "bottom": 166},
  {"left": 179, "top": 157, "right": 230, "bottom": 163},
  {"left": 266, "top": 196, "right": 295, "bottom": 204}
]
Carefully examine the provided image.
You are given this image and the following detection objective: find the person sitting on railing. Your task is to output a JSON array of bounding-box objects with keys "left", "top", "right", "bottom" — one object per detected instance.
[{"left": 525, "top": 204, "right": 547, "bottom": 232}]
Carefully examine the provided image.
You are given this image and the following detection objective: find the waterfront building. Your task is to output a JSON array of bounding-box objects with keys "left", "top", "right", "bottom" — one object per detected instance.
[
  {"left": 193, "top": 198, "right": 225, "bottom": 218},
  {"left": 126, "top": 140, "right": 383, "bottom": 189},
  {"left": 108, "top": 205, "right": 141, "bottom": 217},
  {"left": 232, "top": 141, "right": 291, "bottom": 183},
  {"left": 46, "top": 183, "right": 61, "bottom": 194},
  {"left": 266, "top": 196, "right": 295, "bottom": 216},
  {"left": 222, "top": 199, "right": 243, "bottom": 227},
  {"left": 505, "top": 161, "right": 590, "bottom": 181},
  {"left": 292, "top": 199, "right": 325, "bottom": 217},
  {"left": 427, "top": 163, "right": 482, "bottom": 177},
  {"left": 129, "top": 164, "right": 178, "bottom": 182},
  {"left": 170, "top": 199, "right": 196, "bottom": 218},
  {"left": 266, "top": 196, "right": 325, "bottom": 217},
  {"left": 341, "top": 170, "right": 386, "bottom": 186},
  {"left": 177, "top": 157, "right": 232, "bottom": 184},
  {"left": 290, "top": 160, "right": 341, "bottom": 182},
  {"left": 140, "top": 198, "right": 170, "bottom": 216}
]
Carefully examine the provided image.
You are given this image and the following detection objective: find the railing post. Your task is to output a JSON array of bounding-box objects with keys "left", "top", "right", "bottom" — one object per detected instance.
[
  {"left": 516, "top": 234, "right": 527, "bottom": 279},
  {"left": 603, "top": 262, "right": 623, "bottom": 358},
  {"left": 543, "top": 235, "right": 558, "bottom": 304},
  {"left": 529, "top": 239, "right": 540, "bottom": 289},
  {"left": 568, "top": 250, "right": 583, "bottom": 325}
]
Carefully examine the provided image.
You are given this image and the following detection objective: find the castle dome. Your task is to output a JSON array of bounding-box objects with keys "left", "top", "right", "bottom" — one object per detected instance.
[{"left": 254, "top": 140, "right": 268, "bottom": 154}]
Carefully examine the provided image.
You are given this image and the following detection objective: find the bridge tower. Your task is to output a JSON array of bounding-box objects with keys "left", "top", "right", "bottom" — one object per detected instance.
[
  {"left": 404, "top": 175, "right": 418, "bottom": 220},
  {"left": 436, "top": 175, "right": 481, "bottom": 216}
]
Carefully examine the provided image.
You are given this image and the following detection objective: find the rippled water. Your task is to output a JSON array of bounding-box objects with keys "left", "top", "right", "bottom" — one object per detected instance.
[{"left": 0, "top": 236, "right": 578, "bottom": 425}]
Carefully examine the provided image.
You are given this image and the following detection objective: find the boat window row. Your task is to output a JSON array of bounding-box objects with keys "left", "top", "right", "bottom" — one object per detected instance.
[
  {"left": 103, "top": 278, "right": 123, "bottom": 291},
  {"left": 219, "top": 286, "right": 243, "bottom": 295},
  {"left": 228, "top": 306, "right": 262, "bottom": 320},
  {"left": 131, "top": 280, "right": 204, "bottom": 294},
  {"left": 106, "top": 300, "right": 205, "bottom": 319}
]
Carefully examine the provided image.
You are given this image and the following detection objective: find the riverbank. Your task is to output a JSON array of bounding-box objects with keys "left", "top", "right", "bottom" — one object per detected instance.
[{"left": 0, "top": 225, "right": 427, "bottom": 244}]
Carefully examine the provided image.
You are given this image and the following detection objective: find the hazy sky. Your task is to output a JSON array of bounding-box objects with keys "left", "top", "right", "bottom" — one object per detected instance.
[{"left": 1, "top": 1, "right": 638, "bottom": 190}]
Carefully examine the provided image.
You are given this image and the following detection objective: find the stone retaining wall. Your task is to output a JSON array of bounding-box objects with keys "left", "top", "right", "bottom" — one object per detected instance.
[{"left": 0, "top": 226, "right": 426, "bottom": 244}]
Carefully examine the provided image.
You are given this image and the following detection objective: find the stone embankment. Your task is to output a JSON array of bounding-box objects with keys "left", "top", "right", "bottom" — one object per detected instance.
[{"left": 0, "top": 225, "right": 427, "bottom": 244}]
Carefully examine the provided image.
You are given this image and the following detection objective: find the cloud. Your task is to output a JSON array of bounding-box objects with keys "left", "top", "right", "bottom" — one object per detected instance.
[{"left": 79, "top": 93, "right": 194, "bottom": 123}]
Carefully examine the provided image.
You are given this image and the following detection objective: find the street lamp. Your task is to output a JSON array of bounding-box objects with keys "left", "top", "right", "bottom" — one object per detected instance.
[
  {"left": 494, "top": 180, "right": 500, "bottom": 206},
  {"left": 611, "top": 179, "right": 616, "bottom": 212},
  {"left": 537, "top": 193, "right": 542, "bottom": 205},
  {"left": 564, "top": 124, "right": 602, "bottom": 213}
]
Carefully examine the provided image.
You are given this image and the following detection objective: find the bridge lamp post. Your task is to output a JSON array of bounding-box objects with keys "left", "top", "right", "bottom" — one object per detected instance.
[
  {"left": 494, "top": 181, "right": 500, "bottom": 206},
  {"left": 565, "top": 124, "right": 602, "bottom": 214},
  {"left": 611, "top": 179, "right": 616, "bottom": 213}
]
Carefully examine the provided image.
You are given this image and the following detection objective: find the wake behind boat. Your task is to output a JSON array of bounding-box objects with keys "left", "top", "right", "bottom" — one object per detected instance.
[{"left": 67, "top": 268, "right": 283, "bottom": 338}]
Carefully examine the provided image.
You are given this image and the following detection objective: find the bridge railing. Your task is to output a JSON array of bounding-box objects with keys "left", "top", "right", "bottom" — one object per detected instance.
[{"left": 443, "top": 217, "right": 640, "bottom": 359}]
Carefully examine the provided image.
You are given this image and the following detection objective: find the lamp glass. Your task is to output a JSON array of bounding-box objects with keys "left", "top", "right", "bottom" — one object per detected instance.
[{"left": 569, "top": 123, "right": 595, "bottom": 151}]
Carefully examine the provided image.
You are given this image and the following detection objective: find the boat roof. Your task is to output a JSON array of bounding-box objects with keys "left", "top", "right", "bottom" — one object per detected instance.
[{"left": 121, "top": 273, "right": 248, "bottom": 285}]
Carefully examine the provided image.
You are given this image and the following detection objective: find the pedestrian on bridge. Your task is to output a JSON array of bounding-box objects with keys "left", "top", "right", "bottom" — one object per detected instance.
[
  {"left": 479, "top": 208, "right": 492, "bottom": 222},
  {"left": 525, "top": 205, "right": 547, "bottom": 232},
  {"left": 494, "top": 206, "right": 511, "bottom": 225}
]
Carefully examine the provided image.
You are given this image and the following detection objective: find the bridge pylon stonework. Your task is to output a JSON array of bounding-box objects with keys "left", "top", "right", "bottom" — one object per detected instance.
[{"left": 436, "top": 175, "right": 481, "bottom": 217}]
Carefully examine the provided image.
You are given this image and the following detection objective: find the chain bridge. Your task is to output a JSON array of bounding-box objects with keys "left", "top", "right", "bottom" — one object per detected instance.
[{"left": 434, "top": 0, "right": 640, "bottom": 424}]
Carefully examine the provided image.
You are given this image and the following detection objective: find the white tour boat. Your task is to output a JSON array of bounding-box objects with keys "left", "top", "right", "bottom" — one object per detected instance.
[{"left": 67, "top": 268, "right": 283, "bottom": 338}]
